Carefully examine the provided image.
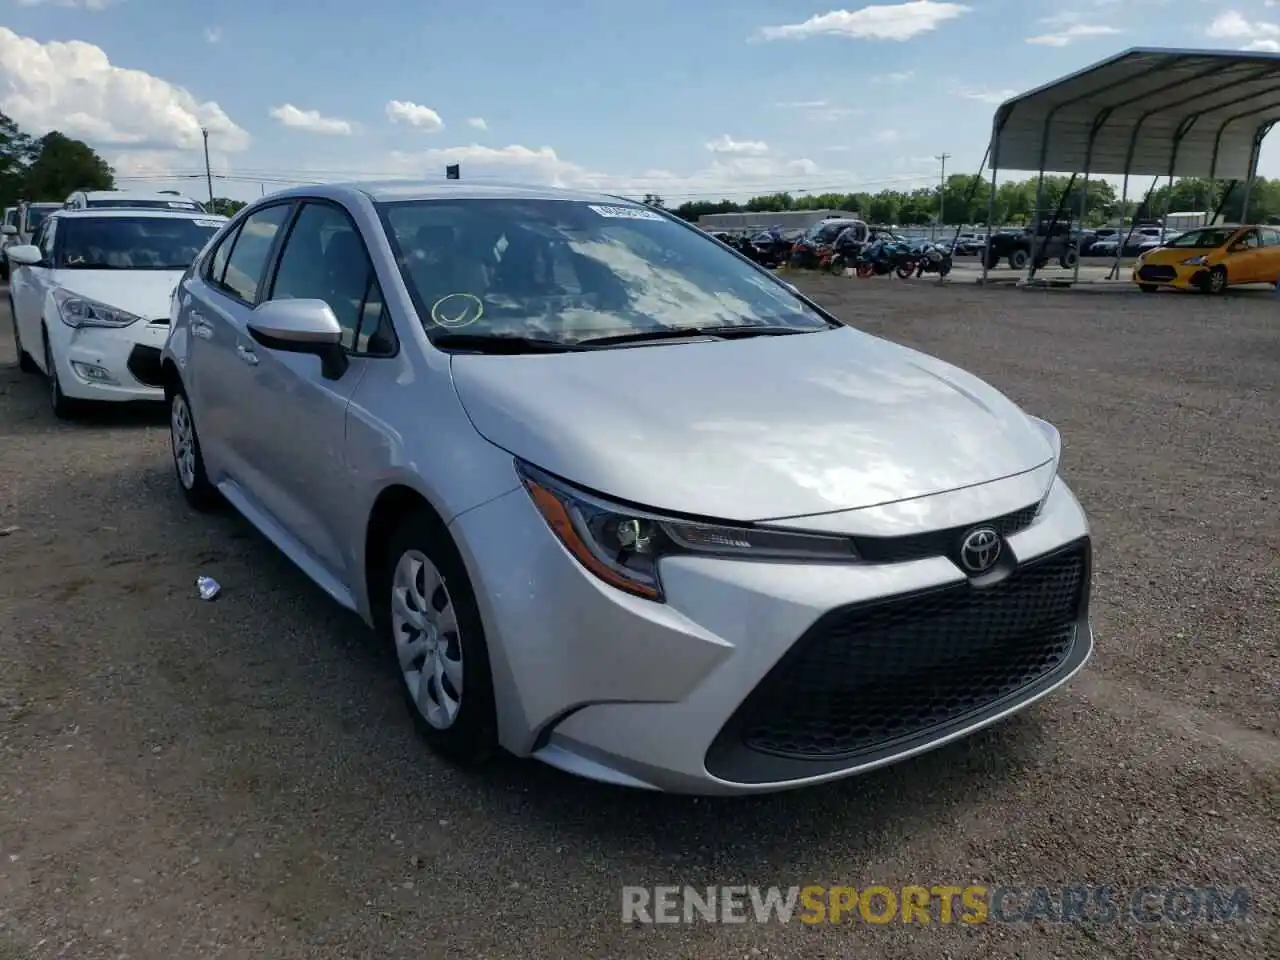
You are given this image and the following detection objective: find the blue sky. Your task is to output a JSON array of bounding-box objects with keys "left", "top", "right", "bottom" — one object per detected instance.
[{"left": 2, "top": 0, "right": 1280, "bottom": 203}]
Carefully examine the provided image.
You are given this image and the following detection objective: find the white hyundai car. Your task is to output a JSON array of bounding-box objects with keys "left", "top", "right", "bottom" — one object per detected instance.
[{"left": 6, "top": 208, "right": 226, "bottom": 417}]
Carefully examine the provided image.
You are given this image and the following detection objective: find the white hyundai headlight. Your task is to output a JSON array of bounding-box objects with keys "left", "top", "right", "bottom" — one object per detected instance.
[
  {"left": 516, "top": 460, "right": 857, "bottom": 601},
  {"left": 53, "top": 289, "right": 141, "bottom": 329}
]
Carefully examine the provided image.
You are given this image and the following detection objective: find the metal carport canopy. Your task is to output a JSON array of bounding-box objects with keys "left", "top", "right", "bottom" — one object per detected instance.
[{"left": 989, "top": 47, "right": 1280, "bottom": 179}]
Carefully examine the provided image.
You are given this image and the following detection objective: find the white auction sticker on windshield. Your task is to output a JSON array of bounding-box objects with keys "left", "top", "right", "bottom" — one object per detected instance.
[
  {"left": 192, "top": 219, "right": 223, "bottom": 228},
  {"left": 168, "top": 201, "right": 197, "bottom": 208},
  {"left": 587, "top": 204, "right": 664, "bottom": 221}
]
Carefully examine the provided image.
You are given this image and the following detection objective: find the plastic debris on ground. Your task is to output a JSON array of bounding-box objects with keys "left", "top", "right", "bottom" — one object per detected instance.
[{"left": 196, "top": 575, "right": 221, "bottom": 601}]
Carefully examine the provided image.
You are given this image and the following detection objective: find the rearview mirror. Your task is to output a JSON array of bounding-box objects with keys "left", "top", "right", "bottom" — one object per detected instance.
[
  {"left": 5, "top": 244, "right": 42, "bottom": 266},
  {"left": 246, "top": 298, "right": 348, "bottom": 380},
  {"left": 1, "top": 224, "right": 16, "bottom": 236}
]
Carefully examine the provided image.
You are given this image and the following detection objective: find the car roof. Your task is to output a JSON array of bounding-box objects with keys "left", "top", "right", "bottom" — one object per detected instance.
[
  {"left": 50, "top": 209, "right": 227, "bottom": 221},
  {"left": 77, "top": 190, "right": 201, "bottom": 202},
  {"left": 260, "top": 179, "right": 638, "bottom": 206},
  {"left": 27, "top": 201, "right": 63, "bottom": 209}
]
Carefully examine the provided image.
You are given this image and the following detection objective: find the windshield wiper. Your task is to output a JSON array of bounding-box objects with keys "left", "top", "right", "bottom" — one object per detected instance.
[
  {"left": 430, "top": 332, "right": 585, "bottom": 354},
  {"left": 575, "top": 324, "right": 823, "bottom": 347}
]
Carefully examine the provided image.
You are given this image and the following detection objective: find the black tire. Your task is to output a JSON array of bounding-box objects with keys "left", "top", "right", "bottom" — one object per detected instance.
[
  {"left": 10, "top": 298, "right": 38, "bottom": 374},
  {"left": 1008, "top": 249, "right": 1029, "bottom": 270},
  {"left": 43, "top": 329, "right": 81, "bottom": 420},
  {"left": 984, "top": 251, "right": 1000, "bottom": 270},
  {"left": 1060, "top": 249, "right": 1079, "bottom": 269},
  {"left": 168, "top": 385, "right": 221, "bottom": 511},
  {"left": 1204, "top": 266, "right": 1228, "bottom": 295},
  {"left": 939, "top": 259, "right": 952, "bottom": 277},
  {"left": 1138, "top": 284, "right": 1159, "bottom": 293},
  {"left": 379, "top": 510, "right": 498, "bottom": 766}
]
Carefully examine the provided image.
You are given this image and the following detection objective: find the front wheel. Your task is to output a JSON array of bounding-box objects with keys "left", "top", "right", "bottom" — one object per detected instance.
[
  {"left": 1138, "top": 284, "right": 1159, "bottom": 294},
  {"left": 382, "top": 512, "right": 499, "bottom": 766},
  {"left": 1060, "top": 249, "right": 1079, "bottom": 269},
  {"left": 43, "top": 330, "right": 81, "bottom": 420},
  {"left": 896, "top": 260, "right": 917, "bottom": 279},
  {"left": 1203, "top": 266, "right": 1228, "bottom": 295},
  {"left": 1008, "top": 249, "right": 1029, "bottom": 270},
  {"left": 11, "top": 300, "right": 38, "bottom": 374},
  {"left": 170, "top": 387, "right": 221, "bottom": 511},
  {"left": 856, "top": 262, "right": 874, "bottom": 278},
  {"left": 938, "top": 258, "right": 953, "bottom": 277}
]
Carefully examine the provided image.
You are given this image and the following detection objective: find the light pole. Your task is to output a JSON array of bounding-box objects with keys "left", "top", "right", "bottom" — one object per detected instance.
[
  {"left": 935, "top": 152, "right": 950, "bottom": 240},
  {"left": 202, "top": 128, "right": 214, "bottom": 208}
]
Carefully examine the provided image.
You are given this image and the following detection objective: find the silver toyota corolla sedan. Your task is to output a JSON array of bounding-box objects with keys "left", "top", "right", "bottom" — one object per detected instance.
[{"left": 160, "top": 180, "right": 1093, "bottom": 795}]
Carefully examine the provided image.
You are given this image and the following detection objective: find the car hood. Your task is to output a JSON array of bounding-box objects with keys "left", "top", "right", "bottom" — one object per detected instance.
[
  {"left": 1142, "top": 246, "right": 1220, "bottom": 264},
  {"left": 449, "top": 326, "right": 1055, "bottom": 522},
  {"left": 52, "top": 269, "right": 184, "bottom": 322}
]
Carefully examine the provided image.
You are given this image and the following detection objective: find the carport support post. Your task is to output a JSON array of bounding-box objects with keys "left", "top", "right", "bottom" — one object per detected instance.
[
  {"left": 1074, "top": 172, "right": 1088, "bottom": 284},
  {"left": 982, "top": 164, "right": 998, "bottom": 284},
  {"left": 1028, "top": 169, "right": 1046, "bottom": 281},
  {"left": 1240, "top": 125, "right": 1265, "bottom": 222},
  {"left": 1108, "top": 173, "right": 1129, "bottom": 281}
]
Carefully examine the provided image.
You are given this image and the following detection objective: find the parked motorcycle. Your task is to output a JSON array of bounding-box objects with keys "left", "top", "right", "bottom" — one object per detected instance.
[
  {"left": 912, "top": 240, "right": 953, "bottom": 278},
  {"left": 856, "top": 237, "right": 917, "bottom": 279}
]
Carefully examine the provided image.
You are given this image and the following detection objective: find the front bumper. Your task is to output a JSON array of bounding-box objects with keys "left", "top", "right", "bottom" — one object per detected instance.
[
  {"left": 1132, "top": 263, "right": 1206, "bottom": 289},
  {"left": 48, "top": 319, "right": 170, "bottom": 402},
  {"left": 450, "top": 472, "right": 1094, "bottom": 795}
]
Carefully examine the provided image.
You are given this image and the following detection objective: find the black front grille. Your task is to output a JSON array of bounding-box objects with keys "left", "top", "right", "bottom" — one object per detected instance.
[
  {"left": 1137, "top": 265, "right": 1177, "bottom": 282},
  {"left": 126, "top": 344, "right": 164, "bottom": 387},
  {"left": 852, "top": 503, "right": 1040, "bottom": 564},
  {"left": 705, "top": 539, "right": 1091, "bottom": 783}
]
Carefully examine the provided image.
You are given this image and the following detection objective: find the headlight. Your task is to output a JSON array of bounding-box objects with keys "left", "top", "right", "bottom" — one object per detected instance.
[
  {"left": 1026, "top": 414, "right": 1062, "bottom": 466},
  {"left": 53, "top": 289, "right": 141, "bottom": 328},
  {"left": 1180, "top": 255, "right": 1208, "bottom": 266},
  {"left": 516, "top": 460, "right": 858, "bottom": 601}
]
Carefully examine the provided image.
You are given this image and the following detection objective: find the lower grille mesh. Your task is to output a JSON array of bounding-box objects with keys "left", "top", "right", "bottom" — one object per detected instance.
[{"left": 734, "top": 542, "right": 1087, "bottom": 762}]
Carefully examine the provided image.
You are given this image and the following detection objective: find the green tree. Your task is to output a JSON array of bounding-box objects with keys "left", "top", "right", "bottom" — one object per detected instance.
[
  {"left": 209, "top": 197, "right": 247, "bottom": 217},
  {"left": 21, "top": 131, "right": 114, "bottom": 200},
  {"left": 0, "top": 111, "right": 35, "bottom": 208}
]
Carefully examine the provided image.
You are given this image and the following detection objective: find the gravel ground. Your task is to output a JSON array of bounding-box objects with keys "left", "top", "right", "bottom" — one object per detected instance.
[{"left": 0, "top": 279, "right": 1276, "bottom": 960}]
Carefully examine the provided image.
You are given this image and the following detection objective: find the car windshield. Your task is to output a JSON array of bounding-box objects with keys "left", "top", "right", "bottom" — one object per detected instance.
[
  {"left": 57, "top": 216, "right": 222, "bottom": 270},
  {"left": 86, "top": 198, "right": 203, "bottom": 211},
  {"left": 1164, "top": 227, "right": 1237, "bottom": 248},
  {"left": 378, "top": 198, "right": 832, "bottom": 343},
  {"left": 26, "top": 207, "right": 56, "bottom": 230}
]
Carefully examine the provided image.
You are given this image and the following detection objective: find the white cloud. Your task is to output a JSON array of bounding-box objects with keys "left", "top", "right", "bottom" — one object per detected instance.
[
  {"left": 873, "top": 70, "right": 915, "bottom": 83},
  {"left": 1025, "top": 23, "right": 1121, "bottom": 46},
  {"left": 0, "top": 27, "right": 249, "bottom": 152},
  {"left": 759, "top": 2, "right": 971, "bottom": 42},
  {"left": 704, "top": 134, "right": 769, "bottom": 155},
  {"left": 1207, "top": 11, "right": 1280, "bottom": 50},
  {"left": 774, "top": 99, "right": 863, "bottom": 122},
  {"left": 204, "top": 26, "right": 223, "bottom": 44},
  {"left": 959, "top": 87, "right": 1019, "bottom": 105},
  {"left": 385, "top": 100, "right": 444, "bottom": 131},
  {"left": 14, "top": 0, "right": 109, "bottom": 8},
  {"left": 269, "top": 104, "right": 353, "bottom": 136},
  {"left": 466, "top": 116, "right": 488, "bottom": 131},
  {"left": 873, "top": 129, "right": 902, "bottom": 143},
  {"left": 377, "top": 143, "right": 844, "bottom": 201}
]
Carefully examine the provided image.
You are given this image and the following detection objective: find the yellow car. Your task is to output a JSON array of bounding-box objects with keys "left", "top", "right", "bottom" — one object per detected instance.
[{"left": 1132, "top": 224, "right": 1280, "bottom": 294}]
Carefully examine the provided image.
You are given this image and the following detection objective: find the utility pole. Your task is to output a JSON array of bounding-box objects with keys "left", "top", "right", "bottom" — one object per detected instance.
[
  {"left": 202, "top": 128, "right": 214, "bottom": 208},
  {"left": 935, "top": 152, "right": 950, "bottom": 240}
]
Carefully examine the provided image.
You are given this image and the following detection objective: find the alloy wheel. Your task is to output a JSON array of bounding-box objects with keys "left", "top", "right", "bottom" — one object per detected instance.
[
  {"left": 171, "top": 394, "right": 197, "bottom": 490},
  {"left": 391, "top": 549, "right": 464, "bottom": 730}
]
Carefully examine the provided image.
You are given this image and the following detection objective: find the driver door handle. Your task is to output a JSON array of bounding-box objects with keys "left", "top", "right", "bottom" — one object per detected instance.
[{"left": 236, "top": 344, "right": 259, "bottom": 366}]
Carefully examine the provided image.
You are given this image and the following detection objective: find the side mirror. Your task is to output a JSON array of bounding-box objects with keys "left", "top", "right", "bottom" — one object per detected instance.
[
  {"left": 5, "top": 244, "right": 42, "bottom": 266},
  {"left": 1, "top": 224, "right": 16, "bottom": 236},
  {"left": 246, "top": 298, "right": 349, "bottom": 380}
]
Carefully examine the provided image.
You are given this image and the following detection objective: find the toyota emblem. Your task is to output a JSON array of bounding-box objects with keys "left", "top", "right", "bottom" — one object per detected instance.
[{"left": 959, "top": 526, "right": 1001, "bottom": 574}]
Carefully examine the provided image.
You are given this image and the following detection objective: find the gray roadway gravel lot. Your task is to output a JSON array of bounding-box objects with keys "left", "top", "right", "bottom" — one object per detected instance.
[{"left": 0, "top": 278, "right": 1277, "bottom": 959}]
